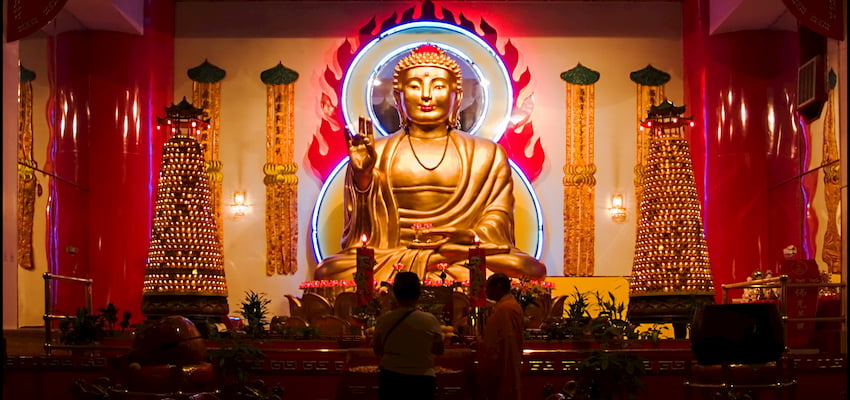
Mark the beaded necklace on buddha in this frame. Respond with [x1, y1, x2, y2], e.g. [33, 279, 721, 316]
[405, 126, 451, 171]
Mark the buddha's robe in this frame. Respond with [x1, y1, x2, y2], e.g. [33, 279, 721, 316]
[314, 129, 545, 282]
[479, 293, 524, 400]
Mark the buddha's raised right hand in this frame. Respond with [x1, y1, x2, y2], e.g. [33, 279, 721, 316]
[345, 116, 377, 190]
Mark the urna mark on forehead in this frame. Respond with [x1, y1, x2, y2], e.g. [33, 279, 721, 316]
[393, 44, 463, 89]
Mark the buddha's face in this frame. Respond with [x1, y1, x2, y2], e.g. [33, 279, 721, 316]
[395, 66, 460, 128]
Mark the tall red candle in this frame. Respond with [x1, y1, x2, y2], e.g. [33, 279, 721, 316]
[355, 234, 375, 305]
[468, 236, 487, 307]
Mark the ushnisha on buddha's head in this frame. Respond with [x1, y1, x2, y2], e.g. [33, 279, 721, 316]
[392, 44, 464, 130]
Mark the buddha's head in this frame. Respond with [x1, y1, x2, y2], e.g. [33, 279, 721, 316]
[393, 44, 463, 129]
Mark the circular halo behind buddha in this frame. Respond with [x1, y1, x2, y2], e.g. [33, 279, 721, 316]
[314, 43, 546, 283]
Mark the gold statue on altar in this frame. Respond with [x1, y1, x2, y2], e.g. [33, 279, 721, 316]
[314, 44, 546, 282]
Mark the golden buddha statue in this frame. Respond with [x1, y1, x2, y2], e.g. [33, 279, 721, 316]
[314, 44, 546, 282]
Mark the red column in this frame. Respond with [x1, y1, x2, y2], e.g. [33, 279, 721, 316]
[683, 0, 813, 300]
[46, 32, 92, 316]
[46, 0, 173, 322]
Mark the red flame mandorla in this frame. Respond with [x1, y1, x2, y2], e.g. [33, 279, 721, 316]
[307, 0, 544, 182]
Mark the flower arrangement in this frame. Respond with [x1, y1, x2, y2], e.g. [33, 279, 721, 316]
[510, 277, 553, 309]
[299, 280, 357, 289]
[351, 297, 382, 324]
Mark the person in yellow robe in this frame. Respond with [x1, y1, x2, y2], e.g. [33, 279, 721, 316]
[479, 273, 524, 400]
[314, 44, 545, 283]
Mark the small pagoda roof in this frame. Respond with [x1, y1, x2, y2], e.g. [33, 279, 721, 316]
[162, 97, 207, 120]
[647, 99, 686, 118]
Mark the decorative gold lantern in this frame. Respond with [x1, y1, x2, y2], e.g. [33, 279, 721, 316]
[627, 100, 715, 338]
[142, 99, 229, 322]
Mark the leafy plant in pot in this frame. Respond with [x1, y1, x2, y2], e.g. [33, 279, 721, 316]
[542, 287, 592, 340]
[59, 303, 131, 345]
[59, 308, 104, 345]
[542, 291, 647, 400]
[587, 291, 638, 341]
[208, 331, 279, 399]
[569, 346, 647, 400]
[240, 291, 271, 339]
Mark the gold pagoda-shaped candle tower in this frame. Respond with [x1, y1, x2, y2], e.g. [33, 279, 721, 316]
[627, 100, 715, 338]
[142, 98, 229, 321]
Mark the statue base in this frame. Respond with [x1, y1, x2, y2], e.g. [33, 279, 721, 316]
[627, 294, 714, 339]
[142, 294, 229, 336]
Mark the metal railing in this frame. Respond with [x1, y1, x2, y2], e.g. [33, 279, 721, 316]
[43, 273, 93, 355]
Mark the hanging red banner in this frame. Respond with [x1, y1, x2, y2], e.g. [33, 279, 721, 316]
[782, 0, 845, 40]
[5, 0, 68, 42]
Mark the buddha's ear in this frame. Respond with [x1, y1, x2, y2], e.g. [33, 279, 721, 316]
[392, 90, 402, 110]
[449, 90, 463, 128]
[392, 90, 408, 127]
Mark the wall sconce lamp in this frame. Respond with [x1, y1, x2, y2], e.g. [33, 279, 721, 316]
[608, 194, 627, 223]
[231, 191, 249, 217]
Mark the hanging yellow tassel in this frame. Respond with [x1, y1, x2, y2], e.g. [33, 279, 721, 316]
[18, 65, 38, 270]
[262, 63, 300, 275]
[189, 60, 226, 256]
[821, 70, 841, 273]
[630, 65, 670, 226]
[560, 64, 599, 276]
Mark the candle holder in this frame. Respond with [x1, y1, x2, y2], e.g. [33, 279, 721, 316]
[467, 236, 487, 307]
[411, 222, 433, 243]
[468, 306, 489, 336]
[355, 235, 375, 306]
[412, 223, 422, 243]
[390, 263, 405, 281]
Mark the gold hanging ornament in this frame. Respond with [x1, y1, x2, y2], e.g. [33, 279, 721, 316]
[261, 62, 300, 275]
[630, 65, 670, 226]
[560, 64, 600, 276]
[188, 60, 226, 254]
[142, 99, 229, 320]
[820, 69, 841, 273]
[17, 65, 39, 270]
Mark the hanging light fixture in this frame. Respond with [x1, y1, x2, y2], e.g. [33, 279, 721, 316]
[608, 194, 627, 223]
[231, 191, 249, 217]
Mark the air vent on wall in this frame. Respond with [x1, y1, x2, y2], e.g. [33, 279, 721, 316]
[797, 55, 827, 122]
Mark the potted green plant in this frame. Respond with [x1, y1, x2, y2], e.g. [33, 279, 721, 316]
[637, 324, 669, 344]
[240, 291, 271, 339]
[565, 287, 592, 321]
[587, 291, 638, 341]
[208, 332, 280, 399]
[60, 303, 134, 346]
[97, 303, 119, 334]
[568, 346, 647, 400]
[59, 307, 104, 346]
